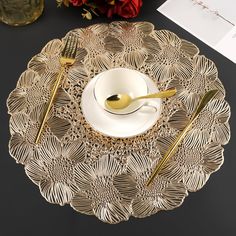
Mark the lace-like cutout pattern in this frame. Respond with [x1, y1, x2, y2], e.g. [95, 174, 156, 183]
[7, 22, 231, 224]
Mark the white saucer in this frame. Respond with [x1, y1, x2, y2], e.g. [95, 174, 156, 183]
[81, 71, 162, 138]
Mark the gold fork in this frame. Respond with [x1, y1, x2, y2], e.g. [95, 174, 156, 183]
[146, 89, 218, 186]
[35, 33, 78, 144]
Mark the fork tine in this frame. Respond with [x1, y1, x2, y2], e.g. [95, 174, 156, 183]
[61, 33, 78, 59]
[61, 36, 69, 56]
[61, 34, 71, 57]
[67, 35, 77, 58]
[71, 37, 78, 58]
[65, 34, 74, 57]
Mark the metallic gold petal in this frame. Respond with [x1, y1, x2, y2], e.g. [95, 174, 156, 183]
[39, 72, 57, 89]
[212, 123, 231, 145]
[48, 116, 71, 140]
[127, 153, 153, 176]
[74, 163, 95, 190]
[159, 181, 188, 209]
[207, 99, 231, 123]
[62, 139, 85, 163]
[9, 113, 29, 134]
[124, 49, 146, 68]
[132, 198, 158, 218]
[28, 40, 62, 75]
[94, 155, 122, 176]
[210, 78, 225, 99]
[154, 30, 181, 48]
[151, 63, 173, 82]
[168, 109, 189, 131]
[41, 39, 63, 55]
[9, 134, 34, 165]
[180, 39, 199, 58]
[180, 92, 201, 114]
[175, 56, 193, 80]
[88, 23, 108, 35]
[160, 160, 184, 181]
[203, 143, 224, 174]
[68, 65, 88, 83]
[135, 22, 154, 35]
[70, 192, 93, 215]
[54, 88, 71, 108]
[90, 55, 111, 70]
[146, 178, 187, 209]
[104, 36, 124, 53]
[75, 47, 87, 62]
[133, 178, 187, 217]
[28, 53, 49, 76]
[156, 136, 175, 157]
[7, 88, 27, 114]
[193, 56, 218, 81]
[39, 136, 62, 162]
[25, 159, 46, 185]
[109, 21, 130, 35]
[113, 173, 138, 199]
[185, 129, 210, 148]
[93, 200, 131, 224]
[69, 182, 80, 194]
[167, 77, 184, 92]
[40, 179, 73, 206]
[29, 103, 49, 123]
[143, 35, 161, 55]
[183, 169, 209, 192]
[17, 69, 40, 88]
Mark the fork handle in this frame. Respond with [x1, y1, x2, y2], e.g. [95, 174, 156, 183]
[35, 66, 65, 144]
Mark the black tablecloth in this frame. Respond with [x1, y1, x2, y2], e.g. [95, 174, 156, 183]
[0, 1, 235, 235]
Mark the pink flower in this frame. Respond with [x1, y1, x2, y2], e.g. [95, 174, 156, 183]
[70, 0, 87, 6]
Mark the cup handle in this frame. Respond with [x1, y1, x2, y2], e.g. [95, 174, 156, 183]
[140, 101, 158, 113]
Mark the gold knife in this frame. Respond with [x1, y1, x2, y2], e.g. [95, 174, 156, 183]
[146, 89, 218, 186]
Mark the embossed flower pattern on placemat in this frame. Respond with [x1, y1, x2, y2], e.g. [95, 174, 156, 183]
[7, 22, 231, 224]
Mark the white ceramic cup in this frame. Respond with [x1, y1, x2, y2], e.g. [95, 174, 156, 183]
[94, 68, 156, 115]
[81, 69, 162, 138]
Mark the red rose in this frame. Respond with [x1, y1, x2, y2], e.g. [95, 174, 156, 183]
[117, 0, 143, 18]
[70, 0, 87, 6]
[93, 0, 142, 18]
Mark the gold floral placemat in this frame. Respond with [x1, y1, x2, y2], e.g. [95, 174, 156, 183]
[7, 22, 231, 224]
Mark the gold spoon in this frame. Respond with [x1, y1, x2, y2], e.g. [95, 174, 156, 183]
[146, 89, 218, 187]
[105, 88, 177, 110]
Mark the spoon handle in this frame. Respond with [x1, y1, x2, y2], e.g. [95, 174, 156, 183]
[146, 89, 218, 187]
[134, 88, 177, 101]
